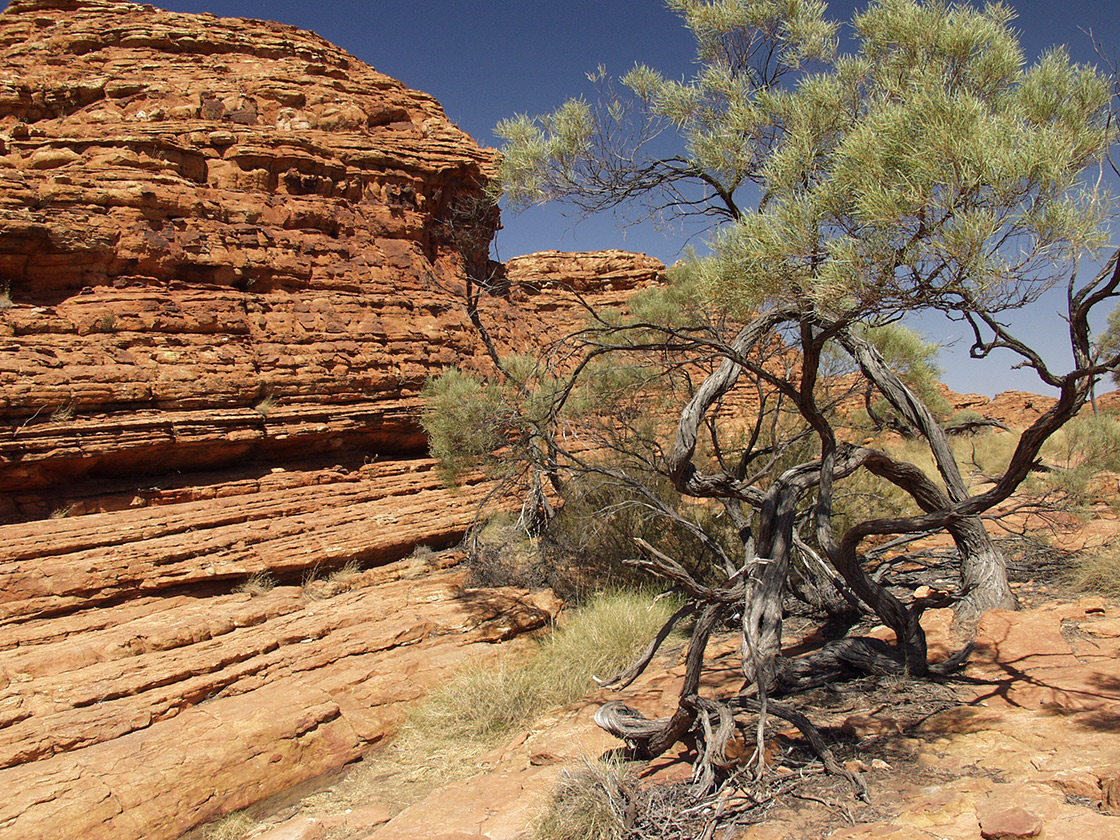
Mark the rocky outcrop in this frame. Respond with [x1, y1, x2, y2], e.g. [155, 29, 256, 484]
[0, 554, 559, 840]
[0, 2, 666, 839]
[945, 388, 1120, 430]
[0, 0, 664, 525]
[0, 0, 502, 511]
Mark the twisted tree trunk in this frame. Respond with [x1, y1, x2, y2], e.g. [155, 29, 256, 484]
[840, 329, 1016, 618]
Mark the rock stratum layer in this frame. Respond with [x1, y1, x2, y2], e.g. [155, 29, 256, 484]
[0, 2, 665, 838]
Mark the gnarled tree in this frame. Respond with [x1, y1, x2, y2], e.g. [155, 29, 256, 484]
[424, 0, 1120, 793]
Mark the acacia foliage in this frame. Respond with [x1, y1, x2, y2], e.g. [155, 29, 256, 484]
[488, 0, 1117, 587]
[501, 1, 1111, 316]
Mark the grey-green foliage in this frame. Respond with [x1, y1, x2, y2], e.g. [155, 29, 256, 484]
[860, 322, 952, 420]
[462, 1, 1117, 636]
[420, 367, 510, 484]
[497, 0, 837, 219]
[1063, 413, 1120, 473]
[1050, 413, 1120, 504]
[711, 7, 1112, 317]
[421, 347, 659, 490]
[625, 253, 711, 330]
[498, 0, 1113, 323]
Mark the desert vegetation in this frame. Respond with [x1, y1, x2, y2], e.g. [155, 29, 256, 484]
[422, 0, 1120, 834]
[199, 591, 681, 835]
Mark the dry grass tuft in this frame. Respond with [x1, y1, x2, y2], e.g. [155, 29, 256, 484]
[202, 810, 256, 840]
[253, 395, 278, 416]
[1063, 545, 1120, 598]
[234, 572, 276, 597]
[404, 590, 680, 746]
[327, 559, 363, 585]
[327, 590, 681, 818]
[533, 757, 630, 840]
[403, 543, 437, 579]
[300, 564, 329, 600]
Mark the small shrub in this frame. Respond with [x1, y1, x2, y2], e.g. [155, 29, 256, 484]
[96, 314, 117, 333]
[0, 286, 11, 310]
[50, 403, 76, 422]
[947, 409, 985, 425]
[421, 367, 510, 485]
[543, 471, 734, 599]
[1057, 413, 1120, 471]
[469, 516, 550, 590]
[846, 407, 875, 431]
[1037, 414, 1120, 507]
[49, 504, 74, 520]
[234, 572, 276, 597]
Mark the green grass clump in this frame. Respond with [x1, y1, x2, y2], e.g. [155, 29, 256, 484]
[405, 590, 680, 746]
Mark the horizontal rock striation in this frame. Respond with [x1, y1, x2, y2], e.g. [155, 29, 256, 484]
[0, 555, 558, 840]
[0, 2, 665, 839]
[0, 0, 664, 518]
[0, 0, 502, 504]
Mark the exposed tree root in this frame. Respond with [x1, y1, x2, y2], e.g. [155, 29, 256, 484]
[596, 691, 869, 801]
[586, 525, 977, 825]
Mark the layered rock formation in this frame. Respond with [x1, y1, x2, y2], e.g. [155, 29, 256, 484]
[0, 555, 559, 840]
[0, 1, 665, 838]
[0, 0, 502, 511]
[0, 0, 664, 522]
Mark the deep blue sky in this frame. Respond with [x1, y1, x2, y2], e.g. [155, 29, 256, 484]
[155, 1, 1120, 395]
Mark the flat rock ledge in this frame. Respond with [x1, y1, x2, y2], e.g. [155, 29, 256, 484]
[0, 548, 558, 840]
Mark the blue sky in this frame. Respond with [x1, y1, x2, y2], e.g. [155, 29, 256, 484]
[155, 1, 1120, 396]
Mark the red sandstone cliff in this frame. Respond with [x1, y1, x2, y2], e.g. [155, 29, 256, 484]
[0, 2, 664, 838]
[0, 0, 503, 513]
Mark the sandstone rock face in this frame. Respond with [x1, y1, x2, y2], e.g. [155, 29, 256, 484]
[0, 0, 664, 549]
[0, 0, 502, 508]
[0, 2, 666, 839]
[0, 0, 664, 519]
[0, 556, 557, 840]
